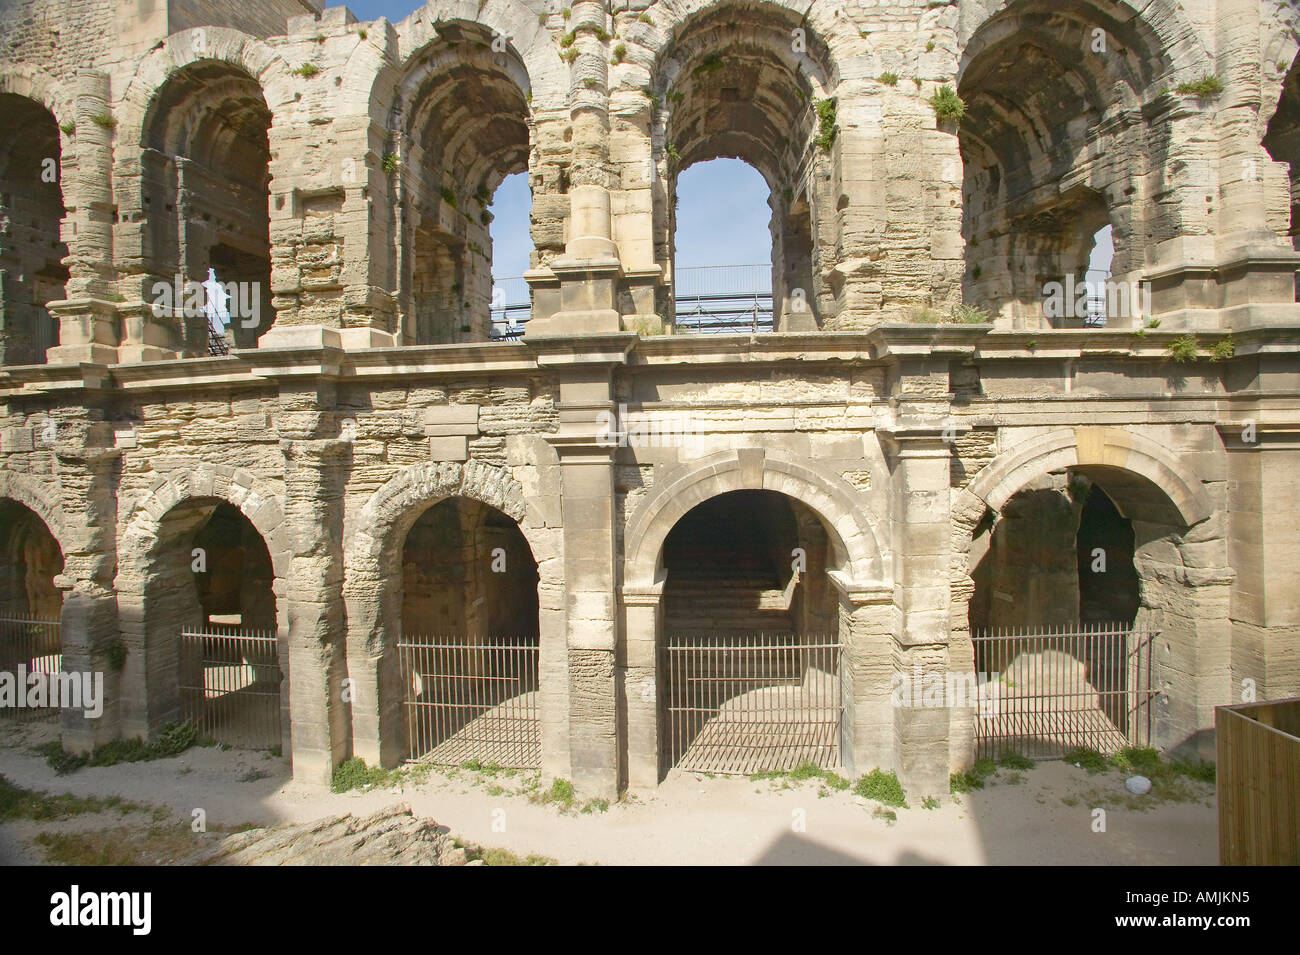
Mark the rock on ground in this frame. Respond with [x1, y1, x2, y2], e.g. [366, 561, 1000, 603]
[192, 804, 469, 866]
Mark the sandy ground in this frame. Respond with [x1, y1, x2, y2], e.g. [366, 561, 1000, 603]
[0, 720, 1217, 865]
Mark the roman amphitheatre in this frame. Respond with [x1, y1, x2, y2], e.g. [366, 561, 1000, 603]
[0, 0, 1296, 864]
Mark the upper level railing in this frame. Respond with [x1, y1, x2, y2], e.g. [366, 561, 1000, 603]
[487, 265, 776, 340]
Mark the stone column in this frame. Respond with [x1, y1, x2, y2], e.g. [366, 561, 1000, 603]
[51, 420, 121, 751]
[830, 574, 894, 777]
[1222, 421, 1300, 706]
[621, 580, 663, 790]
[46, 70, 119, 365]
[536, 336, 633, 797]
[279, 404, 351, 785]
[525, 0, 624, 338]
[881, 417, 956, 799]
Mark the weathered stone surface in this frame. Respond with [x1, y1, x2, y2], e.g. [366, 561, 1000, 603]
[192, 805, 468, 866]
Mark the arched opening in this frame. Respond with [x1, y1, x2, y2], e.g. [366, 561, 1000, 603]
[488, 170, 533, 339]
[396, 496, 540, 767]
[141, 62, 273, 354]
[0, 499, 63, 721]
[651, 5, 835, 332]
[658, 490, 841, 776]
[0, 94, 67, 365]
[671, 158, 775, 332]
[959, 3, 1169, 328]
[133, 498, 281, 749]
[393, 22, 531, 345]
[967, 465, 1205, 758]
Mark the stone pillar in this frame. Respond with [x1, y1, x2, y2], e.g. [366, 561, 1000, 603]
[526, 1, 625, 338]
[830, 574, 894, 777]
[881, 416, 956, 799]
[52, 425, 121, 751]
[536, 336, 632, 797]
[1223, 422, 1300, 705]
[621, 581, 663, 790]
[46, 70, 119, 365]
[279, 406, 350, 785]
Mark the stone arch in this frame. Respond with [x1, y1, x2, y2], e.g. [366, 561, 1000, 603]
[958, 0, 1208, 75]
[344, 460, 563, 768]
[645, 2, 844, 331]
[956, 0, 1211, 329]
[0, 470, 68, 553]
[958, 427, 1213, 532]
[624, 449, 886, 589]
[115, 464, 290, 741]
[0, 66, 75, 132]
[116, 29, 295, 152]
[949, 426, 1226, 761]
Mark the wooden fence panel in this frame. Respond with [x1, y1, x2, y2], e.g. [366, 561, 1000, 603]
[1217, 698, 1300, 866]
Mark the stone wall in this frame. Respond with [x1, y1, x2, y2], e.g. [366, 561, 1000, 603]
[0, 0, 1297, 803]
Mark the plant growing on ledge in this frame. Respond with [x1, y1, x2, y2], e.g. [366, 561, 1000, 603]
[381, 152, 400, 175]
[815, 98, 837, 153]
[951, 303, 993, 324]
[1174, 75, 1224, 100]
[929, 85, 966, 124]
[59, 120, 75, 135]
[1211, 336, 1235, 361]
[1167, 334, 1199, 363]
[878, 72, 899, 86]
[440, 185, 457, 208]
[291, 62, 320, 78]
[693, 53, 725, 76]
[611, 42, 627, 64]
[90, 112, 117, 130]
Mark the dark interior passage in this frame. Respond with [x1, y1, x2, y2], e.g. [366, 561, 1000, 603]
[0, 94, 67, 365]
[0, 499, 63, 618]
[397, 497, 541, 766]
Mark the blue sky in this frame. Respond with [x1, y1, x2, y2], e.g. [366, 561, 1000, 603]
[489, 159, 771, 280]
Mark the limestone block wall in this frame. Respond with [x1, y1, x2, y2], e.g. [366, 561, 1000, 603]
[0, 0, 1298, 802]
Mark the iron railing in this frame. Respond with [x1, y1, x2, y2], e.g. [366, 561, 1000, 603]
[397, 636, 540, 768]
[178, 626, 282, 750]
[487, 265, 777, 339]
[970, 621, 1157, 760]
[673, 265, 774, 334]
[0, 614, 61, 722]
[663, 634, 843, 775]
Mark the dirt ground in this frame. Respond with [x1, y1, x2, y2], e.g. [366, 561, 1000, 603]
[0, 721, 1218, 865]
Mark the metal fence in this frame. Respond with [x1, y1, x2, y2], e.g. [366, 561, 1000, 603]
[178, 626, 282, 750]
[673, 265, 774, 334]
[971, 621, 1157, 759]
[0, 614, 61, 722]
[663, 634, 843, 775]
[490, 276, 531, 340]
[397, 636, 540, 768]
[486, 265, 777, 339]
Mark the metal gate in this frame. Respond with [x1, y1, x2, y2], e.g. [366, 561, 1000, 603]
[179, 627, 282, 750]
[0, 615, 61, 722]
[664, 635, 843, 775]
[971, 622, 1157, 759]
[397, 637, 540, 768]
